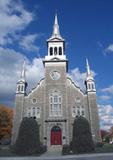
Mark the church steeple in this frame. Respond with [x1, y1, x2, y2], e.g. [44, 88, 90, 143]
[51, 14, 62, 39]
[85, 58, 96, 92]
[16, 60, 27, 94]
[45, 14, 66, 61]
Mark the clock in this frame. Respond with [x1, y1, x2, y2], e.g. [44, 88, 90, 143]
[50, 71, 60, 80]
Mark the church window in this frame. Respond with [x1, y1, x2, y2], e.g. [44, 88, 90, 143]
[77, 110, 80, 116]
[18, 85, 20, 91]
[49, 91, 62, 117]
[28, 112, 31, 117]
[82, 110, 85, 116]
[54, 95, 58, 102]
[54, 47, 57, 55]
[72, 106, 76, 117]
[72, 105, 85, 117]
[27, 106, 40, 118]
[33, 107, 35, 116]
[37, 107, 40, 114]
[32, 98, 37, 104]
[92, 83, 94, 90]
[59, 97, 61, 102]
[50, 97, 53, 103]
[21, 85, 24, 91]
[50, 47, 53, 55]
[59, 47, 62, 55]
[88, 84, 91, 89]
[76, 97, 80, 103]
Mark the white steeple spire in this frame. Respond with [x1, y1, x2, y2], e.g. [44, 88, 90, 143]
[47, 13, 64, 41]
[85, 58, 96, 92]
[86, 58, 91, 76]
[21, 60, 26, 81]
[52, 13, 60, 37]
[16, 60, 27, 94]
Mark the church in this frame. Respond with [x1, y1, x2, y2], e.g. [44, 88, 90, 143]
[11, 14, 101, 147]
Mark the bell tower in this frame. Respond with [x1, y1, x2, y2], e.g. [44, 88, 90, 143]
[11, 61, 27, 144]
[45, 14, 66, 61]
[43, 14, 69, 146]
[85, 59, 101, 142]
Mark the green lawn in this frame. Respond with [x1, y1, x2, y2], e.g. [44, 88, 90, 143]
[94, 143, 113, 153]
[0, 143, 113, 157]
[0, 146, 16, 157]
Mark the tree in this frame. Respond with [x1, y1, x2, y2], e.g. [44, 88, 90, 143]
[0, 105, 13, 141]
[14, 117, 41, 155]
[72, 116, 95, 153]
[100, 130, 109, 142]
[109, 126, 113, 141]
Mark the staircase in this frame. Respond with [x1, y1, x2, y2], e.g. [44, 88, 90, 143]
[41, 145, 62, 157]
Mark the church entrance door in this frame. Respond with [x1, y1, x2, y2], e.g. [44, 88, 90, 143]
[51, 126, 62, 145]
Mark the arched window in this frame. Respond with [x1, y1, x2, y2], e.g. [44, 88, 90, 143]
[72, 105, 85, 117]
[92, 83, 95, 90]
[50, 47, 53, 55]
[27, 106, 40, 118]
[88, 84, 91, 90]
[18, 85, 20, 91]
[21, 85, 24, 91]
[54, 47, 57, 55]
[59, 47, 62, 55]
[49, 90, 62, 116]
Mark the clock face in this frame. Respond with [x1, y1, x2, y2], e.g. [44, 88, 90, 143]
[50, 71, 60, 80]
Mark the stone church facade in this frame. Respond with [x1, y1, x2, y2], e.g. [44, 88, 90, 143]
[11, 14, 101, 146]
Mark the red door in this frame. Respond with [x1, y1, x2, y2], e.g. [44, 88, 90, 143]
[51, 126, 62, 145]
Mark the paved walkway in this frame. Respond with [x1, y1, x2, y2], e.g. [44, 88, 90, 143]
[0, 153, 113, 160]
[41, 145, 62, 157]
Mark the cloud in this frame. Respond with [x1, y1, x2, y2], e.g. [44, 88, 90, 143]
[0, 0, 33, 45]
[19, 34, 40, 52]
[69, 68, 96, 91]
[68, 68, 86, 91]
[105, 44, 113, 54]
[99, 95, 111, 101]
[98, 104, 113, 130]
[26, 57, 44, 91]
[0, 47, 44, 107]
[101, 85, 113, 94]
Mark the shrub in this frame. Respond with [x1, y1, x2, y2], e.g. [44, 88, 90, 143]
[62, 144, 70, 155]
[14, 117, 40, 155]
[95, 142, 104, 148]
[72, 116, 95, 153]
[39, 143, 47, 153]
[0, 137, 11, 145]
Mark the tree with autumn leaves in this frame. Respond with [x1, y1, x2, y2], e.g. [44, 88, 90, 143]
[0, 105, 13, 143]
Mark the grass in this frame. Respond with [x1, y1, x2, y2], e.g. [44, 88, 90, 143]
[94, 143, 113, 153]
[0, 145, 17, 157]
[0, 143, 113, 157]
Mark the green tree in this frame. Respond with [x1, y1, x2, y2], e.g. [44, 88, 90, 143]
[14, 117, 40, 155]
[72, 116, 95, 153]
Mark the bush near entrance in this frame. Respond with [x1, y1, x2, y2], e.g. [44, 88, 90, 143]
[72, 116, 95, 154]
[14, 117, 44, 155]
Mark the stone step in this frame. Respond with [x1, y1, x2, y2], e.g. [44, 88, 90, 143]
[41, 145, 62, 157]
